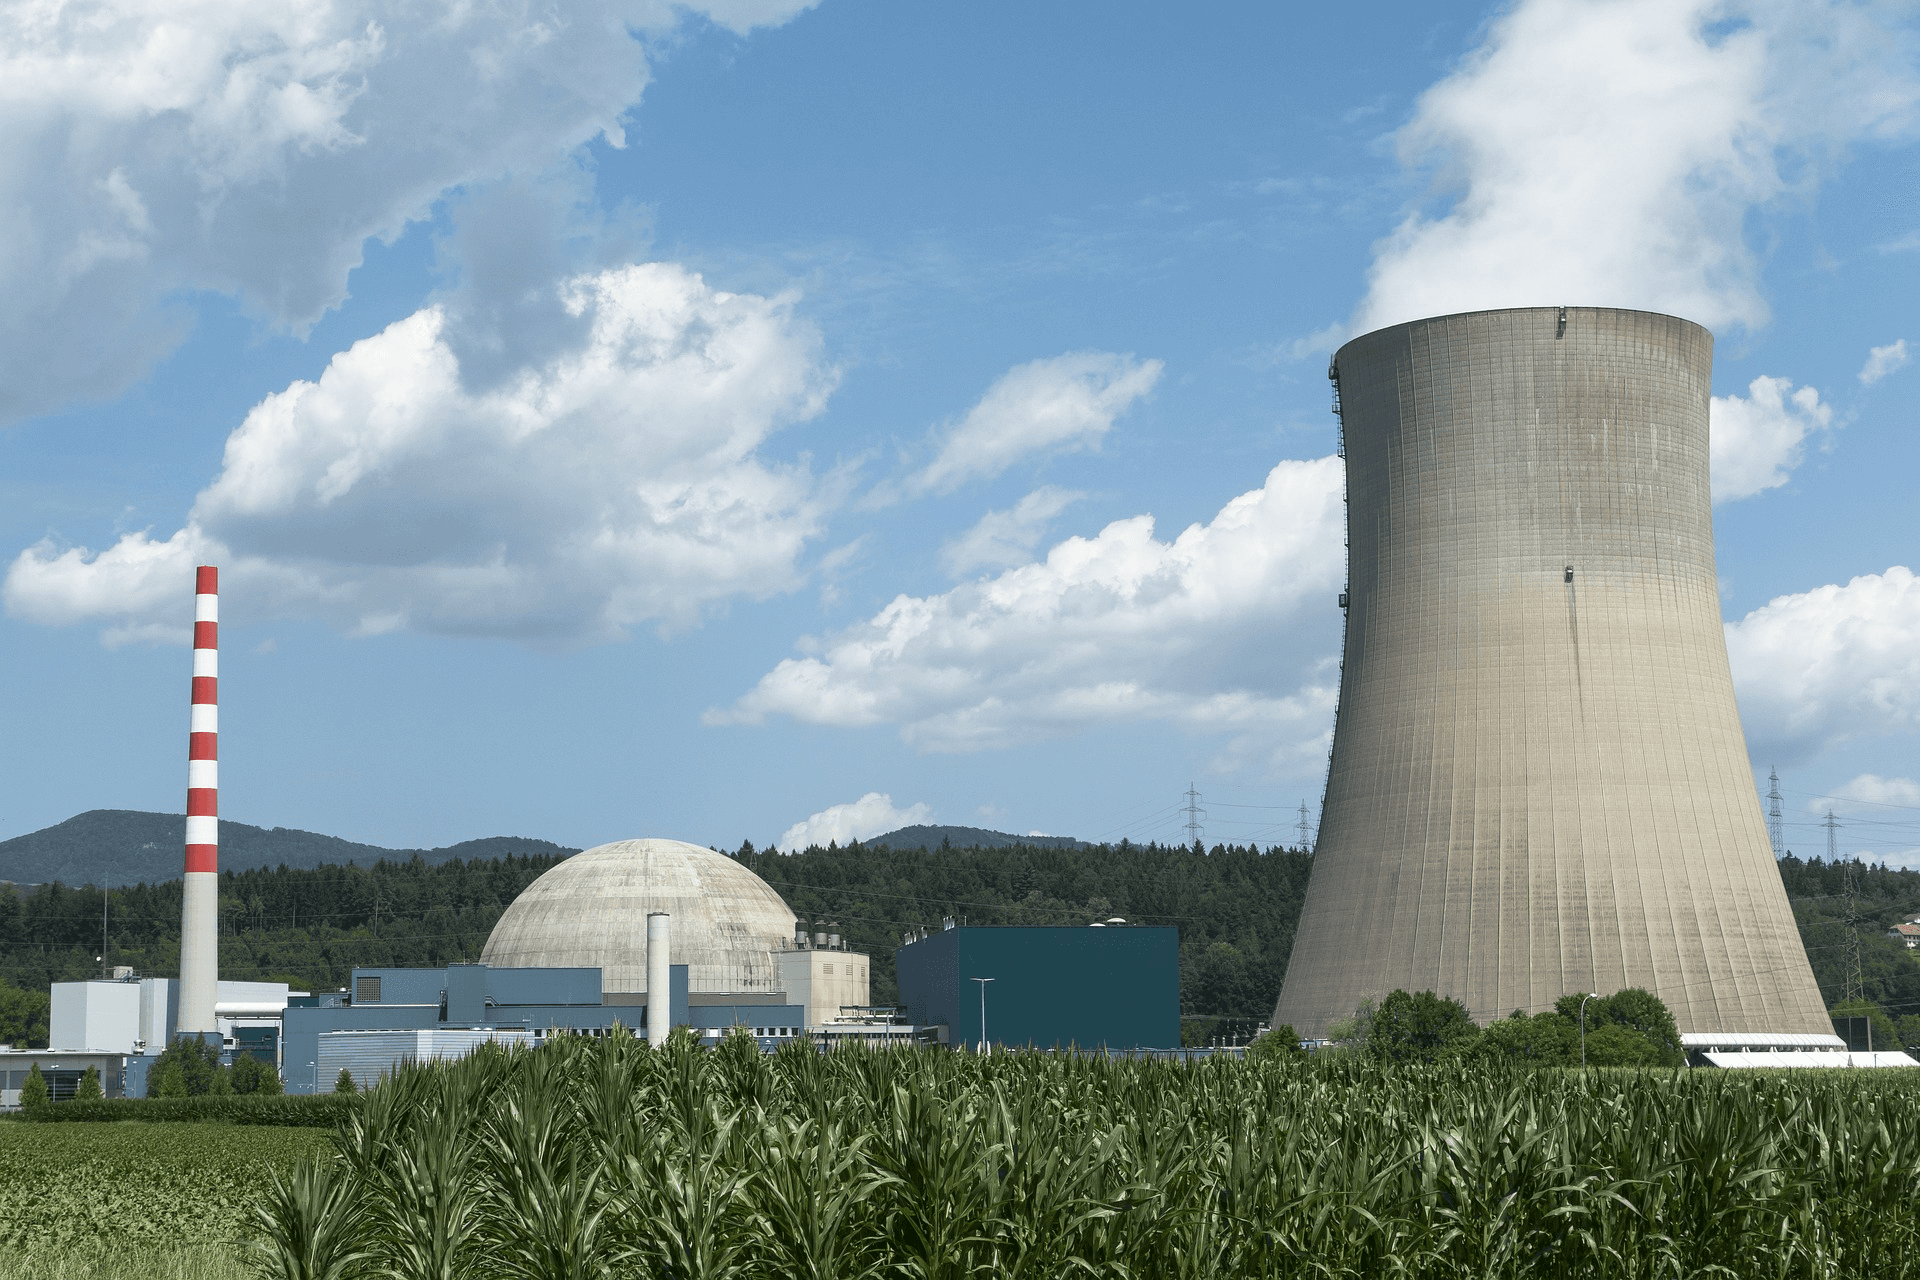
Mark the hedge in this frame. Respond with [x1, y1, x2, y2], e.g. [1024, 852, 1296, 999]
[15, 1093, 358, 1126]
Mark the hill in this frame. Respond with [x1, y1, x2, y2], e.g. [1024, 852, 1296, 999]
[861, 824, 1089, 851]
[0, 810, 575, 888]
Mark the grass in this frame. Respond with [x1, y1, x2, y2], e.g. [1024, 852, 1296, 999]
[0, 1121, 330, 1278]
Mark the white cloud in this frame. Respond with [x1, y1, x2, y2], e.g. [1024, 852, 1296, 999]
[1811, 774, 1920, 817]
[1356, 0, 1920, 335]
[1860, 339, 1910, 385]
[713, 457, 1347, 763]
[0, 0, 815, 425]
[940, 486, 1084, 577]
[4, 263, 836, 644]
[777, 792, 931, 850]
[1726, 566, 1920, 761]
[1709, 375, 1831, 502]
[912, 353, 1161, 493]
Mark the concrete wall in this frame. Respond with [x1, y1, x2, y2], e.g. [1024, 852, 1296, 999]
[775, 949, 872, 1028]
[1273, 307, 1830, 1039]
[49, 981, 142, 1051]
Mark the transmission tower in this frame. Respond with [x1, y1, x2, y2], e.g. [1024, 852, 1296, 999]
[1766, 768, 1784, 856]
[1182, 783, 1206, 848]
[1828, 809, 1864, 1004]
[1296, 800, 1313, 851]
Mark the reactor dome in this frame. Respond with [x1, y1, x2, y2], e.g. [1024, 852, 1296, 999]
[480, 838, 796, 995]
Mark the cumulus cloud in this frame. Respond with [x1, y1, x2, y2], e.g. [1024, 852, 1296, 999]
[777, 792, 932, 851]
[1812, 773, 1920, 817]
[1356, 0, 1920, 335]
[0, 0, 815, 425]
[1726, 566, 1920, 761]
[5, 263, 836, 645]
[1860, 339, 1910, 385]
[911, 353, 1161, 493]
[940, 486, 1085, 577]
[1709, 375, 1831, 502]
[713, 457, 1347, 763]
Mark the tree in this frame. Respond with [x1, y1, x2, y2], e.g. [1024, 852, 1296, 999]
[1367, 990, 1480, 1065]
[1828, 997, 1901, 1050]
[1584, 1022, 1662, 1067]
[1556, 988, 1682, 1067]
[19, 1062, 47, 1110]
[335, 1068, 358, 1094]
[1476, 1011, 1576, 1065]
[231, 1053, 283, 1095]
[0, 976, 50, 1049]
[75, 1064, 102, 1100]
[1247, 1024, 1307, 1062]
[151, 1036, 224, 1096]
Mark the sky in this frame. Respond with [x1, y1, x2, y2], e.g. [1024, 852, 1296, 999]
[2, 0, 1918, 867]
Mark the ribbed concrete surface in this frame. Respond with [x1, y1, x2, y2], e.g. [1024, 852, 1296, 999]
[1273, 307, 1829, 1039]
[481, 838, 797, 995]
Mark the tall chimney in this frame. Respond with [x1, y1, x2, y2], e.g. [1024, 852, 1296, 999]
[646, 911, 670, 1047]
[177, 565, 220, 1038]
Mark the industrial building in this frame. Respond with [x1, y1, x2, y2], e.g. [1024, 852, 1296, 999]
[1275, 307, 1832, 1040]
[896, 925, 1178, 1051]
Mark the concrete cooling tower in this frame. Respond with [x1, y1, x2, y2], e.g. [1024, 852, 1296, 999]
[1273, 307, 1829, 1039]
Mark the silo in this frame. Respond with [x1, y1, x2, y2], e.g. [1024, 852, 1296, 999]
[1273, 307, 1829, 1039]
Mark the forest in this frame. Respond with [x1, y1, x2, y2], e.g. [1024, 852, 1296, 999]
[1, 840, 1914, 1049]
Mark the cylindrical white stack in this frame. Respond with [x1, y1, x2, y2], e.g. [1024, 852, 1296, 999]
[646, 911, 671, 1047]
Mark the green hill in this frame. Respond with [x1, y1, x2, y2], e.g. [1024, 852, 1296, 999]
[0, 809, 574, 888]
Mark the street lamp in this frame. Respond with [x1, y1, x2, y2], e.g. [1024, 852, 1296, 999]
[970, 977, 994, 1054]
[1579, 993, 1601, 1068]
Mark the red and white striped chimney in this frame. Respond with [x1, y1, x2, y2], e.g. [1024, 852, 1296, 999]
[177, 565, 219, 1037]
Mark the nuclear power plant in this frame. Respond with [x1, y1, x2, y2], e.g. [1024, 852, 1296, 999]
[1273, 306, 1832, 1039]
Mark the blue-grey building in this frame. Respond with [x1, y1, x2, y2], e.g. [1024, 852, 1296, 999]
[895, 927, 1178, 1051]
[282, 962, 803, 1093]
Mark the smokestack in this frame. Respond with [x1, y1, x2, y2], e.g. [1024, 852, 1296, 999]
[646, 911, 670, 1047]
[177, 565, 220, 1037]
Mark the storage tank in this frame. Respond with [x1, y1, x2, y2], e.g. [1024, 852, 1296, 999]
[1273, 307, 1829, 1039]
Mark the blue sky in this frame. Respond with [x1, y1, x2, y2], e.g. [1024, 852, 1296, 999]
[2, 0, 1917, 865]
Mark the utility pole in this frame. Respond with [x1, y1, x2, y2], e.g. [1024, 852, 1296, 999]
[1829, 810, 1863, 1005]
[1766, 768, 1784, 856]
[970, 977, 994, 1053]
[1182, 784, 1206, 849]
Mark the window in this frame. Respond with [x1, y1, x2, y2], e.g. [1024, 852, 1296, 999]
[822, 964, 834, 975]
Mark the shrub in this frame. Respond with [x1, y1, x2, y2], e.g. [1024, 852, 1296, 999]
[1477, 1011, 1577, 1065]
[230, 1053, 284, 1096]
[334, 1068, 357, 1095]
[151, 1037, 225, 1096]
[1583, 1022, 1663, 1067]
[75, 1064, 102, 1100]
[19, 1093, 358, 1126]
[1247, 1024, 1307, 1062]
[1367, 990, 1480, 1064]
[19, 1063, 47, 1111]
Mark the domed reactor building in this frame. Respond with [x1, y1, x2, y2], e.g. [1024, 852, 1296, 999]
[1273, 307, 1830, 1039]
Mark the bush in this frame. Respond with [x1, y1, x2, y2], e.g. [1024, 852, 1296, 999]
[151, 1037, 225, 1096]
[230, 1054, 283, 1096]
[18, 1063, 47, 1111]
[334, 1068, 357, 1095]
[1476, 1011, 1577, 1065]
[1583, 1022, 1663, 1067]
[75, 1064, 102, 1101]
[1247, 1024, 1307, 1062]
[1556, 989, 1683, 1067]
[1367, 990, 1480, 1065]
[17, 1093, 359, 1126]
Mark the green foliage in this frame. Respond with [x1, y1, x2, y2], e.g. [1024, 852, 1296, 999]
[0, 973, 50, 1048]
[150, 1037, 223, 1096]
[0, 1120, 328, 1258]
[1475, 1012, 1577, 1065]
[1583, 1022, 1663, 1067]
[20, 1062, 48, 1110]
[230, 1053, 283, 1096]
[1367, 990, 1481, 1064]
[1246, 1023, 1306, 1062]
[1829, 997, 1902, 1050]
[247, 1035, 1920, 1280]
[74, 1066, 101, 1101]
[334, 1068, 357, 1095]
[1552, 988, 1684, 1067]
[20, 1094, 356, 1127]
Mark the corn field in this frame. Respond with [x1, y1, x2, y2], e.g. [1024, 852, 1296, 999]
[256, 1034, 1920, 1279]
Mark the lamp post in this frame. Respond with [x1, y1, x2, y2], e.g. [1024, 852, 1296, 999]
[970, 977, 994, 1054]
[1579, 993, 1601, 1068]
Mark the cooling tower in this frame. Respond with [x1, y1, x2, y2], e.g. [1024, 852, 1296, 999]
[1273, 307, 1829, 1039]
